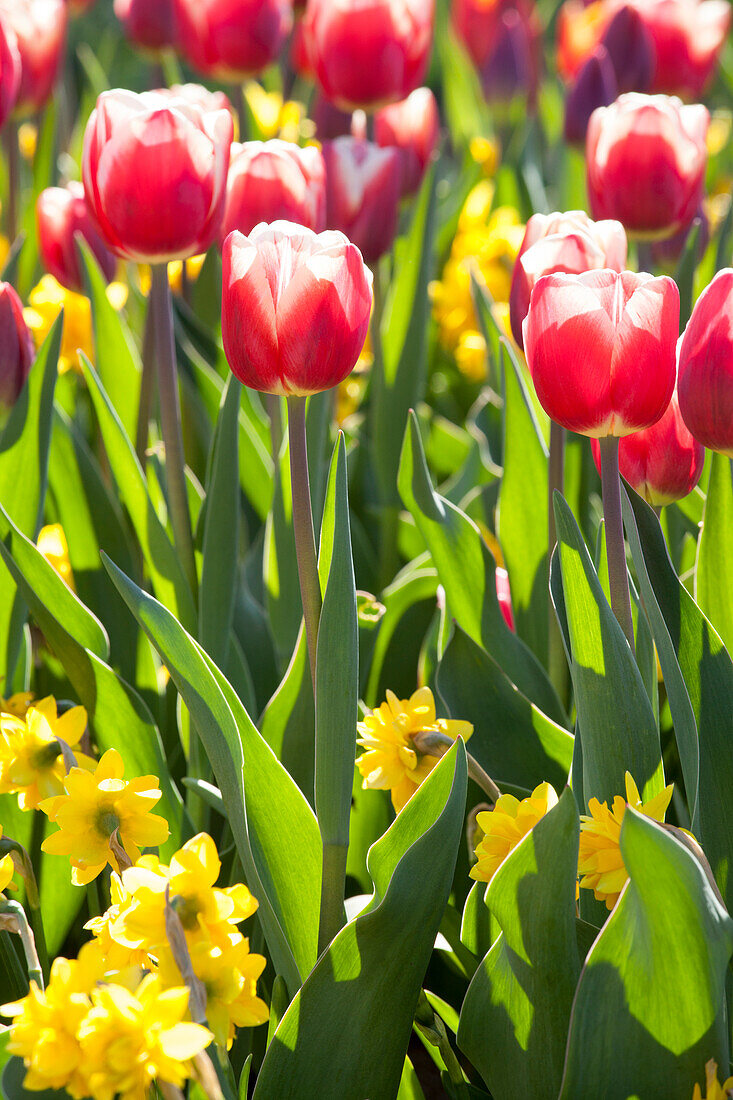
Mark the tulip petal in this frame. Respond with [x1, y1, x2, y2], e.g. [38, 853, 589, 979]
[221, 231, 281, 393]
[610, 275, 678, 434]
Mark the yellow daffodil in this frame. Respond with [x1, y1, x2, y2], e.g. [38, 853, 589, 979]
[0, 234, 9, 271]
[24, 274, 127, 374]
[469, 136, 501, 178]
[0, 691, 34, 718]
[578, 772, 674, 910]
[470, 782, 559, 883]
[357, 686, 473, 813]
[0, 825, 14, 895]
[78, 973, 213, 1100]
[693, 1060, 733, 1100]
[138, 254, 206, 298]
[40, 748, 169, 886]
[244, 81, 307, 143]
[0, 696, 88, 810]
[85, 872, 151, 975]
[18, 122, 37, 161]
[37, 523, 75, 592]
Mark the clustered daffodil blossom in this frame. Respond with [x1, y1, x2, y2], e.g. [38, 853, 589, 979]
[471, 782, 559, 883]
[357, 686, 473, 812]
[244, 80, 309, 143]
[0, 696, 89, 810]
[24, 275, 127, 374]
[693, 1060, 733, 1100]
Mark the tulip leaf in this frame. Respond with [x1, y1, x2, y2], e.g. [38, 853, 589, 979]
[104, 555, 322, 995]
[253, 742, 467, 1100]
[553, 492, 663, 805]
[0, 314, 60, 686]
[559, 810, 733, 1098]
[695, 451, 733, 657]
[259, 626, 315, 801]
[16, 100, 57, 298]
[458, 787, 580, 1099]
[399, 410, 566, 724]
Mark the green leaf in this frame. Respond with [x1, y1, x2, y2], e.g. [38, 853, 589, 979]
[673, 220, 702, 331]
[559, 810, 733, 1098]
[695, 451, 733, 657]
[104, 556, 322, 994]
[553, 493, 663, 805]
[398, 411, 565, 724]
[458, 788, 580, 1099]
[436, 14, 493, 147]
[16, 101, 57, 298]
[259, 625, 315, 800]
[364, 559, 438, 707]
[253, 743, 468, 1100]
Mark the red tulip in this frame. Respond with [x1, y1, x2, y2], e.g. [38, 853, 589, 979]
[586, 93, 708, 239]
[523, 269, 679, 437]
[509, 210, 627, 349]
[0, 0, 67, 116]
[174, 0, 292, 81]
[556, 2, 656, 92]
[291, 17, 313, 78]
[495, 567, 515, 631]
[221, 221, 373, 396]
[563, 46, 617, 146]
[82, 89, 232, 264]
[556, 0, 608, 81]
[36, 181, 117, 293]
[165, 83, 233, 116]
[0, 282, 35, 410]
[323, 137, 402, 265]
[302, 0, 435, 111]
[677, 269, 733, 458]
[220, 140, 326, 244]
[113, 0, 177, 53]
[374, 87, 439, 196]
[590, 389, 704, 505]
[0, 16, 20, 131]
[633, 0, 730, 98]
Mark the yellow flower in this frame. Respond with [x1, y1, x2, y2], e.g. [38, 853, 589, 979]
[24, 274, 127, 374]
[37, 523, 75, 592]
[85, 872, 152, 975]
[40, 748, 169, 886]
[357, 686, 473, 813]
[578, 772, 674, 910]
[693, 1060, 733, 1100]
[707, 112, 732, 157]
[470, 136, 500, 178]
[0, 825, 14, 895]
[18, 122, 37, 161]
[0, 234, 9, 271]
[0, 696, 89, 810]
[78, 973, 213, 1100]
[470, 782, 559, 883]
[138, 254, 206, 298]
[0, 691, 34, 718]
[244, 81, 307, 143]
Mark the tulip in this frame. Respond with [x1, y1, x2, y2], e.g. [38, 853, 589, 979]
[165, 82, 233, 116]
[634, 0, 731, 98]
[36, 182, 117, 293]
[479, 9, 540, 106]
[556, 0, 608, 81]
[0, 0, 67, 116]
[302, 0, 435, 111]
[323, 137, 402, 265]
[174, 0, 292, 81]
[563, 46, 617, 146]
[651, 208, 708, 267]
[0, 17, 19, 132]
[113, 0, 177, 53]
[220, 141, 326, 244]
[82, 89, 232, 263]
[600, 5, 655, 93]
[0, 282, 34, 410]
[312, 94, 355, 140]
[509, 211, 627, 350]
[586, 93, 708, 239]
[374, 87, 439, 196]
[677, 269, 733, 457]
[495, 567, 515, 632]
[291, 18, 313, 78]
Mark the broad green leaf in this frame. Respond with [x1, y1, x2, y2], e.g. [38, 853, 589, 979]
[104, 556, 322, 995]
[696, 451, 733, 656]
[253, 743, 467, 1100]
[259, 626, 315, 800]
[399, 411, 566, 724]
[458, 788, 580, 1099]
[559, 810, 733, 1098]
[553, 493, 663, 805]
[0, 929, 28, 1002]
[436, 21, 493, 147]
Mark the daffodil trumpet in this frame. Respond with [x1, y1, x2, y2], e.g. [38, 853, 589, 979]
[412, 729, 501, 804]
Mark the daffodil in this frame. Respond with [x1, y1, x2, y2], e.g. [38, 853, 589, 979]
[78, 973, 213, 1100]
[244, 81, 307, 143]
[357, 687, 473, 813]
[578, 772, 674, 910]
[0, 691, 34, 718]
[470, 782, 559, 883]
[24, 274, 127, 374]
[693, 1060, 733, 1100]
[85, 872, 151, 974]
[0, 696, 88, 810]
[0, 825, 14, 895]
[40, 748, 169, 886]
[18, 122, 37, 161]
[469, 136, 501, 178]
[37, 523, 75, 592]
[138, 254, 206, 298]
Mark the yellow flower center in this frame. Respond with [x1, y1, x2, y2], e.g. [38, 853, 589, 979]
[170, 893, 201, 931]
[31, 740, 62, 770]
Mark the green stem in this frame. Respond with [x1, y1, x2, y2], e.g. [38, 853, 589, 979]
[3, 121, 18, 243]
[547, 421, 569, 701]
[636, 240, 654, 273]
[25, 813, 48, 983]
[136, 294, 156, 469]
[317, 843, 347, 956]
[599, 435, 635, 653]
[286, 395, 322, 693]
[266, 393, 283, 461]
[233, 83, 248, 142]
[151, 264, 198, 599]
[0, 901, 43, 990]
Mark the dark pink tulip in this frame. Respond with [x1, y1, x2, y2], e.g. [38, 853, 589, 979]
[563, 46, 617, 146]
[495, 567, 515, 631]
[221, 221, 373, 396]
[312, 94, 354, 141]
[509, 210, 627, 349]
[82, 89, 232, 263]
[0, 15, 20, 131]
[0, 283, 35, 410]
[113, 0, 177, 53]
[677, 269, 733, 457]
[375, 87, 439, 196]
[323, 137, 402, 265]
[174, 0, 292, 80]
[586, 93, 708, 239]
[220, 141, 326, 244]
[0, 0, 67, 116]
[635, 0, 731, 98]
[479, 8, 539, 105]
[600, 5, 655, 93]
[523, 269, 679, 437]
[36, 181, 117, 293]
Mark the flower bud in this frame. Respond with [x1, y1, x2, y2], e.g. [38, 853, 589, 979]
[600, 5, 655, 93]
[374, 87, 439, 196]
[323, 136, 402, 265]
[563, 46, 617, 146]
[219, 141, 326, 244]
[36, 182, 117, 293]
[0, 283, 35, 410]
[113, 0, 177, 53]
[174, 0, 292, 80]
[677, 269, 733, 457]
[221, 221, 373, 396]
[0, 0, 67, 117]
[479, 9, 539, 106]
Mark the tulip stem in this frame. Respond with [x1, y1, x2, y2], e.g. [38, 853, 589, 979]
[3, 122, 18, 244]
[318, 843, 347, 956]
[136, 297, 156, 468]
[286, 395, 322, 693]
[151, 264, 198, 599]
[547, 422, 569, 700]
[267, 393, 283, 460]
[599, 435, 635, 654]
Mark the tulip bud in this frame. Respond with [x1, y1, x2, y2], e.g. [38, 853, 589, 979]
[638, 0, 731, 98]
[0, 283, 35, 410]
[0, 0, 67, 117]
[82, 89, 232, 264]
[563, 46, 617, 146]
[523, 269, 679, 437]
[374, 87, 439, 196]
[586, 93, 708, 239]
[302, 0, 435, 111]
[479, 9, 539, 106]
[219, 141, 327, 244]
[495, 567, 515, 631]
[677, 269, 733, 457]
[600, 5, 655, 93]
[0, 17, 20, 131]
[113, 0, 177, 53]
[323, 136, 402, 265]
[221, 221, 373, 396]
[174, 0, 292, 80]
[509, 210, 627, 349]
[36, 182, 117, 293]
